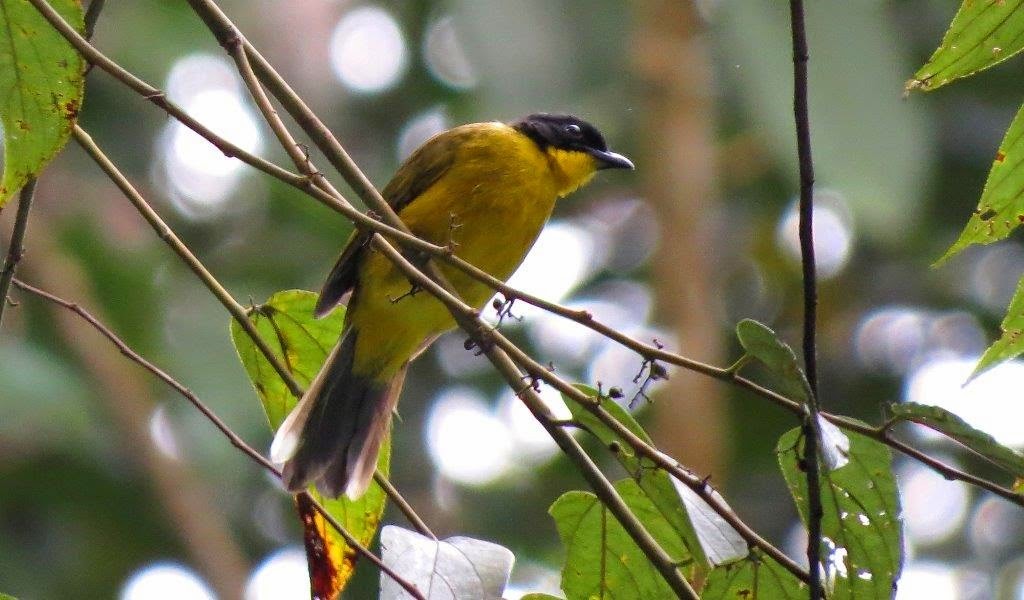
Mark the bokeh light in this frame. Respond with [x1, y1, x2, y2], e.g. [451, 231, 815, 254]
[245, 547, 309, 600]
[899, 459, 971, 547]
[148, 404, 180, 460]
[854, 307, 984, 373]
[905, 357, 1024, 448]
[423, 15, 477, 90]
[969, 243, 1024, 313]
[329, 6, 407, 93]
[426, 387, 513, 486]
[895, 562, 958, 600]
[504, 222, 597, 312]
[776, 190, 854, 279]
[397, 107, 449, 161]
[120, 563, 215, 600]
[158, 54, 262, 220]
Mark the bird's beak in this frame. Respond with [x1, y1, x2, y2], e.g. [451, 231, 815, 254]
[590, 148, 635, 170]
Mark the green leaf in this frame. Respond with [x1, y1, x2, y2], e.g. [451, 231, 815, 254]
[1, 593, 17, 600]
[937, 106, 1024, 263]
[890, 402, 1024, 477]
[908, 0, 1024, 93]
[518, 595, 564, 600]
[735, 319, 810, 402]
[702, 549, 807, 600]
[565, 385, 708, 573]
[776, 426, 902, 600]
[550, 479, 686, 600]
[971, 274, 1024, 376]
[0, 0, 85, 205]
[230, 289, 388, 597]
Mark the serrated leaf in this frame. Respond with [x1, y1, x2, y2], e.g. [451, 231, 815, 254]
[702, 549, 807, 600]
[550, 479, 686, 600]
[971, 273, 1024, 376]
[937, 106, 1024, 263]
[776, 426, 902, 600]
[564, 385, 708, 572]
[735, 319, 810, 402]
[230, 290, 388, 600]
[908, 0, 1024, 93]
[0, 0, 85, 205]
[891, 402, 1024, 477]
[379, 526, 515, 600]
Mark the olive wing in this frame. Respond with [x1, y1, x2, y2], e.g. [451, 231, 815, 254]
[313, 131, 463, 317]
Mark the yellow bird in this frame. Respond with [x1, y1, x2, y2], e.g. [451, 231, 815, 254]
[271, 114, 633, 498]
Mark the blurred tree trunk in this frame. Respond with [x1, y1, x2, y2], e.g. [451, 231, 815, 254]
[633, 1, 726, 478]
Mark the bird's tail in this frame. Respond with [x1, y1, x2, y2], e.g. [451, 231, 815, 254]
[270, 328, 406, 499]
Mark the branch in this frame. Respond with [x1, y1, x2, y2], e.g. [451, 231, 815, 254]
[0, 178, 36, 327]
[70, 125, 303, 398]
[11, 278, 427, 600]
[790, 1, 823, 594]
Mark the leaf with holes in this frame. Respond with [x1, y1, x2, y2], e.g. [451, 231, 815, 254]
[735, 319, 811, 402]
[565, 385, 708, 573]
[0, 0, 85, 205]
[908, 0, 1024, 93]
[230, 290, 388, 599]
[890, 402, 1024, 477]
[702, 549, 807, 600]
[378, 526, 515, 599]
[937, 106, 1024, 264]
[550, 479, 686, 600]
[970, 274, 1024, 377]
[776, 426, 902, 599]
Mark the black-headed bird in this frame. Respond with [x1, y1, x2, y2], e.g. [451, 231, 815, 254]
[271, 114, 633, 498]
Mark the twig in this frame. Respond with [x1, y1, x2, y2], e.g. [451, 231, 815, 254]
[788, 2, 823, 596]
[83, 0, 105, 39]
[12, 279, 427, 600]
[0, 178, 36, 327]
[70, 125, 304, 399]
[366, 239, 699, 598]
[374, 473, 437, 541]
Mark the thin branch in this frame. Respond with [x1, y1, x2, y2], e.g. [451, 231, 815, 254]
[789, 1, 823, 595]
[0, 178, 36, 327]
[83, 0, 105, 39]
[367, 239, 698, 600]
[12, 279, 426, 600]
[70, 125, 304, 399]
[373, 473, 437, 541]
[31, 0, 1018, 589]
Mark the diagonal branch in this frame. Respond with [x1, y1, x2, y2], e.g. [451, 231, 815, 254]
[11, 278, 427, 600]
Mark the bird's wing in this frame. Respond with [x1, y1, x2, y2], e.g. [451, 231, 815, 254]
[313, 130, 463, 317]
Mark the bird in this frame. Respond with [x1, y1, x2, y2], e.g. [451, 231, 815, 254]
[270, 113, 634, 499]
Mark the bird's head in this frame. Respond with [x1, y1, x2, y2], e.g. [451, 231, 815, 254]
[512, 113, 633, 196]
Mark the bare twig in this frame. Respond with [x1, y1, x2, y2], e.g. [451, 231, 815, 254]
[70, 125, 304, 399]
[789, 2, 823, 595]
[0, 178, 36, 327]
[12, 279, 427, 600]
[83, 0, 105, 39]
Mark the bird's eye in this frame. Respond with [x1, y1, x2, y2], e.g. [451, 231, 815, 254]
[564, 124, 582, 137]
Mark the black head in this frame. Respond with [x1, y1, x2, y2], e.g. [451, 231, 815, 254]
[512, 113, 634, 170]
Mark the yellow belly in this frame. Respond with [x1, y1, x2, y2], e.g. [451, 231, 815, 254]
[349, 129, 559, 377]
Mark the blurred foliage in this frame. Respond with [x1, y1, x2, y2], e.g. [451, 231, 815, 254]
[3, 0, 1024, 598]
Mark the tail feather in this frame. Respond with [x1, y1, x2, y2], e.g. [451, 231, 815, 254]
[318, 364, 408, 498]
[273, 329, 401, 499]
